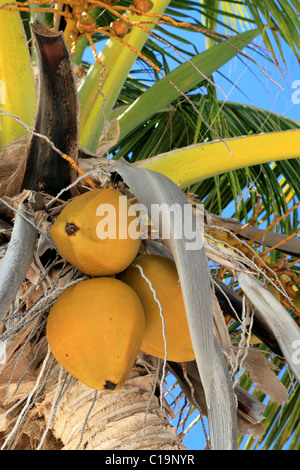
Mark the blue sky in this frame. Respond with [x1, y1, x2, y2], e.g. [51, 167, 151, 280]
[83, 18, 299, 451]
[215, 38, 300, 122]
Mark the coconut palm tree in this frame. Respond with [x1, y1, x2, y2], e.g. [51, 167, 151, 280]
[0, 0, 299, 450]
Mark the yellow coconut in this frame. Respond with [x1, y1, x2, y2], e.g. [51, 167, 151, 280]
[46, 277, 145, 390]
[122, 254, 195, 362]
[50, 188, 140, 276]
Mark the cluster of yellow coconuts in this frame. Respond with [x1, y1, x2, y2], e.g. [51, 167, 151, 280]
[47, 188, 194, 391]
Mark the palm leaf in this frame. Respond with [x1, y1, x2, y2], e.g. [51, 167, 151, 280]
[237, 271, 300, 383]
[0, 203, 37, 321]
[112, 95, 300, 224]
[160, 0, 300, 65]
[78, 0, 171, 152]
[239, 364, 299, 450]
[111, 161, 238, 450]
[134, 129, 300, 187]
[179, 0, 300, 62]
[117, 28, 260, 141]
[245, 0, 300, 63]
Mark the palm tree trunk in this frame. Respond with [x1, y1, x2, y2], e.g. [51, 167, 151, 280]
[0, 350, 185, 451]
[44, 372, 185, 450]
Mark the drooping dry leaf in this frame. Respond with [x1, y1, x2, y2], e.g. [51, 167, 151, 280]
[212, 290, 236, 364]
[237, 271, 300, 383]
[205, 209, 300, 258]
[243, 347, 289, 404]
[110, 161, 238, 450]
[0, 342, 37, 403]
[0, 203, 37, 321]
[167, 360, 266, 438]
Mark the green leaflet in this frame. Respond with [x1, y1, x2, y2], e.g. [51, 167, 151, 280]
[78, 0, 171, 152]
[117, 28, 260, 141]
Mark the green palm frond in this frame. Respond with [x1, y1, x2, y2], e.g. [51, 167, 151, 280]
[131, 0, 300, 71]
[111, 91, 300, 226]
[245, 0, 300, 63]
[167, 0, 300, 63]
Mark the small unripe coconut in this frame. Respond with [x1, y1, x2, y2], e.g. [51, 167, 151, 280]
[110, 19, 132, 38]
[132, 0, 154, 14]
[77, 12, 96, 32]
